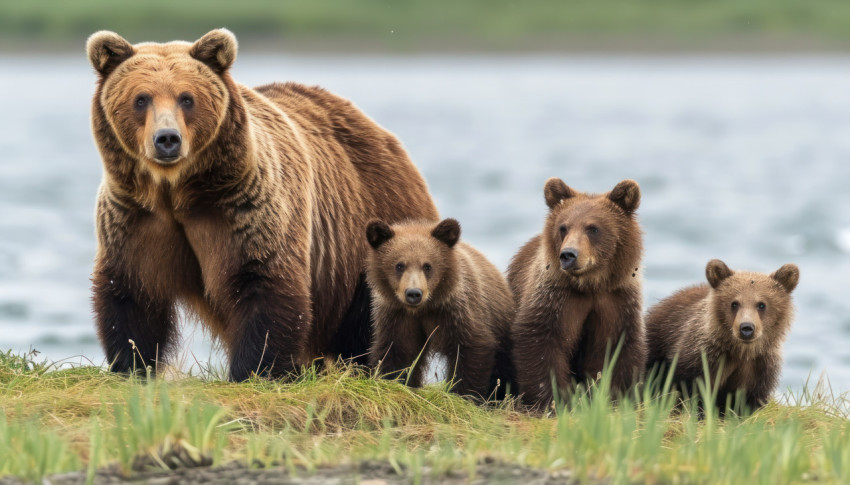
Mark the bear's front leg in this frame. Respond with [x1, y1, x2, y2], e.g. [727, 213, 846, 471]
[368, 310, 428, 387]
[596, 289, 647, 395]
[224, 260, 312, 381]
[92, 263, 177, 374]
[446, 342, 496, 399]
[512, 308, 577, 408]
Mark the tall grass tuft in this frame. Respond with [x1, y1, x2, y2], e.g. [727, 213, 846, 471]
[95, 381, 233, 474]
[0, 409, 80, 482]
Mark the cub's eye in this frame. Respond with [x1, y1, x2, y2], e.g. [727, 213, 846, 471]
[423, 263, 432, 273]
[395, 263, 405, 273]
[559, 225, 567, 236]
[179, 94, 194, 108]
[134, 95, 148, 108]
[587, 225, 599, 234]
[757, 302, 766, 310]
[731, 301, 739, 310]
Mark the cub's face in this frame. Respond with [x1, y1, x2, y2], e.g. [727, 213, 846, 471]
[542, 178, 641, 284]
[86, 30, 236, 174]
[706, 259, 800, 349]
[366, 219, 460, 311]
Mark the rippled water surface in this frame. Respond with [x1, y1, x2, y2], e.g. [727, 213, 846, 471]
[1, 54, 849, 391]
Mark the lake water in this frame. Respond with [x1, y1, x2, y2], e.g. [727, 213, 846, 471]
[1, 54, 849, 393]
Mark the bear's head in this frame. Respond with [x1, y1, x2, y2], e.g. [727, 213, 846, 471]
[86, 29, 237, 177]
[365, 219, 461, 311]
[705, 259, 799, 353]
[542, 178, 642, 290]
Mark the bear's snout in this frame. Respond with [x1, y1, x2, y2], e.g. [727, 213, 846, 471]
[153, 128, 182, 162]
[405, 288, 423, 306]
[559, 248, 578, 270]
[738, 322, 755, 341]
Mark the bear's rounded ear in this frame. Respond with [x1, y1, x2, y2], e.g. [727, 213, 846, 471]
[190, 28, 238, 73]
[431, 218, 461, 248]
[544, 178, 575, 210]
[86, 31, 134, 78]
[771, 264, 800, 293]
[706, 259, 733, 289]
[608, 179, 640, 215]
[366, 220, 394, 250]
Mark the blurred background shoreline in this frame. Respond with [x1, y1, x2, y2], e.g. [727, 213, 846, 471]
[6, 0, 850, 55]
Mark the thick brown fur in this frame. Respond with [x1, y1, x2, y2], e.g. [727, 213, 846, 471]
[365, 219, 516, 399]
[87, 29, 438, 379]
[645, 259, 800, 410]
[508, 178, 645, 407]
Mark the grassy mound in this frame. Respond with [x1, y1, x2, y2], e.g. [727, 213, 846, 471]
[1, 348, 849, 483]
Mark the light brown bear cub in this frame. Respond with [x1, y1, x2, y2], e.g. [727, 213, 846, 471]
[365, 218, 516, 399]
[509, 178, 646, 408]
[645, 259, 799, 410]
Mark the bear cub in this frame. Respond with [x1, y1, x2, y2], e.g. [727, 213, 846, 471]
[645, 259, 799, 411]
[509, 178, 646, 407]
[365, 218, 516, 399]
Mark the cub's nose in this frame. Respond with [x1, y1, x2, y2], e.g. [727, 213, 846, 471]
[153, 128, 182, 160]
[405, 288, 423, 305]
[739, 322, 755, 340]
[559, 248, 578, 270]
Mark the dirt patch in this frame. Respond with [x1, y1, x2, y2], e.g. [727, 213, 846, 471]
[3, 460, 585, 484]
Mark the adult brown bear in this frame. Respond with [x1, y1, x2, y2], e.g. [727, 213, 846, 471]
[86, 29, 438, 379]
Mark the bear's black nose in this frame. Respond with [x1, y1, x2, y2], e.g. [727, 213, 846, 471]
[739, 322, 755, 340]
[405, 288, 423, 305]
[153, 128, 182, 160]
[559, 248, 578, 270]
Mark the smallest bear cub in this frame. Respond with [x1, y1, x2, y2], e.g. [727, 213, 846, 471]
[365, 218, 516, 399]
[645, 259, 800, 411]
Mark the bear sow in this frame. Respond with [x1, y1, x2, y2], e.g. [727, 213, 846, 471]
[87, 29, 438, 379]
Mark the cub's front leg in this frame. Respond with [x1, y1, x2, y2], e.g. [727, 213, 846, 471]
[368, 309, 428, 387]
[595, 288, 647, 395]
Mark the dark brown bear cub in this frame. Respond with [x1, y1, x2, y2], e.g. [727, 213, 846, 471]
[508, 178, 646, 408]
[645, 259, 799, 411]
[365, 218, 516, 399]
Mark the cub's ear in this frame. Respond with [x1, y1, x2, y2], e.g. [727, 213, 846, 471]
[366, 220, 394, 250]
[86, 31, 134, 78]
[543, 177, 575, 210]
[771, 264, 800, 293]
[706, 259, 733, 289]
[608, 179, 640, 214]
[431, 218, 461, 248]
[190, 28, 238, 73]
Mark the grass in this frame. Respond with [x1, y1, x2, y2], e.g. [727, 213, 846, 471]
[1, 348, 849, 483]
[6, 0, 850, 52]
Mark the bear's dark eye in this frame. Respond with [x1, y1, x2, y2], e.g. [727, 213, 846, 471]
[395, 262, 405, 273]
[757, 302, 766, 310]
[134, 95, 149, 109]
[587, 225, 599, 235]
[731, 301, 739, 310]
[559, 225, 567, 236]
[179, 93, 194, 108]
[423, 263, 432, 273]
